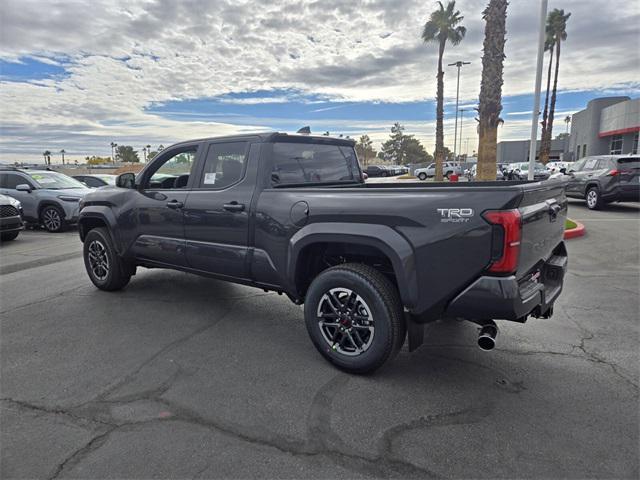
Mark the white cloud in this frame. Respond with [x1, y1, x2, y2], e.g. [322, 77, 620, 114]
[0, 0, 638, 161]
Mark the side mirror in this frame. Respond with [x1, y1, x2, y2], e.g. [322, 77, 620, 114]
[16, 184, 32, 192]
[116, 172, 136, 189]
[362, 172, 369, 180]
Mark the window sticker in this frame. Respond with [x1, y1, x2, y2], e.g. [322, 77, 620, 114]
[204, 172, 217, 184]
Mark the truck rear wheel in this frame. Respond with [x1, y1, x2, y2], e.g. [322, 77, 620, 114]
[83, 227, 131, 291]
[304, 263, 405, 374]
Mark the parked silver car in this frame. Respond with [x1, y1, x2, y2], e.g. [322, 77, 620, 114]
[0, 167, 93, 232]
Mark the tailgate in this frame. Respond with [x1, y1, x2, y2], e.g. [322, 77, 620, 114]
[516, 179, 568, 279]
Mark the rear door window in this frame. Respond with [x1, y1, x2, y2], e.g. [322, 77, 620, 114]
[271, 142, 360, 186]
[596, 159, 614, 170]
[199, 142, 248, 189]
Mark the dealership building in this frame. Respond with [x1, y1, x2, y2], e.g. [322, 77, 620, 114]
[497, 96, 639, 164]
[569, 96, 639, 159]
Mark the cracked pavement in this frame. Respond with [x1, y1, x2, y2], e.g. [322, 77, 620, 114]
[1, 200, 638, 479]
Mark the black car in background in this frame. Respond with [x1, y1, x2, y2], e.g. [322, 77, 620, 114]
[0, 193, 24, 242]
[73, 174, 117, 188]
[565, 155, 640, 209]
[364, 165, 389, 177]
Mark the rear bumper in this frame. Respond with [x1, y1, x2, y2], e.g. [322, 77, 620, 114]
[602, 184, 640, 202]
[445, 243, 568, 322]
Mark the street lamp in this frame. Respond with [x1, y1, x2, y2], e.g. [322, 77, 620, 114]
[448, 60, 470, 170]
[458, 108, 466, 161]
[528, 0, 548, 179]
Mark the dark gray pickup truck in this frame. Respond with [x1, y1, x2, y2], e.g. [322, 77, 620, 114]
[78, 133, 568, 373]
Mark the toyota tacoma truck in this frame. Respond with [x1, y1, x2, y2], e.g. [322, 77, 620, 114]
[78, 133, 568, 373]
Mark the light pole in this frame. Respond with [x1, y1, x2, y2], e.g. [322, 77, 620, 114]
[448, 61, 470, 169]
[458, 108, 465, 161]
[528, 0, 548, 179]
[110, 142, 118, 164]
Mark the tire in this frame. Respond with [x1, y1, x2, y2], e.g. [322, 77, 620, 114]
[83, 227, 131, 291]
[40, 205, 66, 232]
[445, 171, 452, 179]
[0, 231, 20, 242]
[586, 186, 603, 210]
[418, 173, 427, 181]
[304, 263, 406, 374]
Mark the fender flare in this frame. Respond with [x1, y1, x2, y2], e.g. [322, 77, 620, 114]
[287, 222, 418, 309]
[78, 206, 121, 252]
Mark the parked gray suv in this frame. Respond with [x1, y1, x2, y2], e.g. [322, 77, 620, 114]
[565, 155, 640, 209]
[0, 167, 93, 232]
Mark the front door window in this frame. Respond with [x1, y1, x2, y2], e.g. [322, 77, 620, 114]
[144, 149, 197, 190]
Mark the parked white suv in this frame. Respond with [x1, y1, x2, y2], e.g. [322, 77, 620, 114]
[414, 162, 462, 180]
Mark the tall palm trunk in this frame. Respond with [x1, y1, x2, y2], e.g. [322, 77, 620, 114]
[434, 39, 446, 181]
[542, 39, 561, 164]
[539, 47, 554, 160]
[477, 0, 507, 181]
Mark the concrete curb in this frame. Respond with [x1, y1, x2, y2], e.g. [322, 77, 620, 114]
[564, 220, 586, 240]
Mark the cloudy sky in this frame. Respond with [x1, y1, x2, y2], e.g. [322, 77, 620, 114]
[0, 0, 638, 163]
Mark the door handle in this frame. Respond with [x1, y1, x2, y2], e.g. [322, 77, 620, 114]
[167, 200, 184, 209]
[223, 201, 245, 212]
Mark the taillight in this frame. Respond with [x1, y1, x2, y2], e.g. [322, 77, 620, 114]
[607, 169, 619, 176]
[483, 209, 522, 274]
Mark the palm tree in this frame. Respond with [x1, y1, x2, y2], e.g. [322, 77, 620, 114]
[110, 142, 118, 164]
[357, 135, 373, 166]
[476, 0, 508, 181]
[564, 115, 571, 134]
[60, 149, 66, 165]
[539, 9, 571, 164]
[42, 150, 51, 165]
[539, 30, 555, 158]
[422, 1, 466, 181]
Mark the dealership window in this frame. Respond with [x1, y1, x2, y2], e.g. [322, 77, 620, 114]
[610, 135, 623, 154]
[633, 132, 639, 154]
[582, 144, 587, 158]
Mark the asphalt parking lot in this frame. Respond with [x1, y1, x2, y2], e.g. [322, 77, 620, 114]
[1, 200, 638, 479]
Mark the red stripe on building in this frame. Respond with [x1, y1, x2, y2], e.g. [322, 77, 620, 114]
[598, 126, 640, 138]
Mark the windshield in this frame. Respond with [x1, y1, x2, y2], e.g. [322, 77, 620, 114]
[271, 142, 361, 186]
[29, 172, 87, 189]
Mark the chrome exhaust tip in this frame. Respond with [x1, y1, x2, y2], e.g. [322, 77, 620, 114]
[478, 323, 498, 351]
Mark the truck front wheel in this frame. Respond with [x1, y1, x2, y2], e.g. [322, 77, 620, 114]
[304, 263, 406, 374]
[83, 227, 132, 291]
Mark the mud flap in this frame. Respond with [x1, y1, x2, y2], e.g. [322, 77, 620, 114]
[405, 313, 424, 352]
